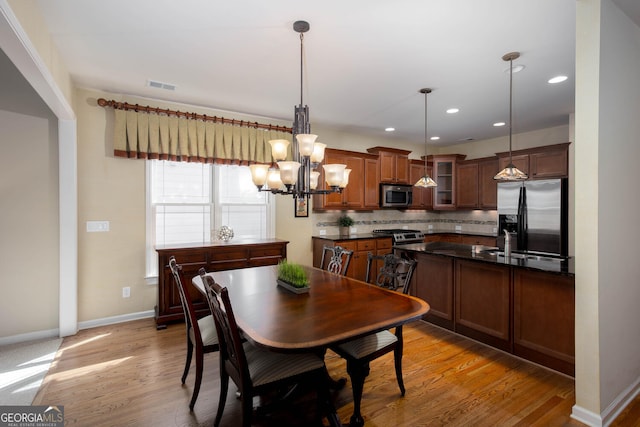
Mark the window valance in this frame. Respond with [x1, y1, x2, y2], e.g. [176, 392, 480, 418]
[98, 98, 293, 164]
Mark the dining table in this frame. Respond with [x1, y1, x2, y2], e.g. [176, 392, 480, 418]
[192, 264, 429, 427]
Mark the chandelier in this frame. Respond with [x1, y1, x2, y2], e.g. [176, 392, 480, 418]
[494, 51, 528, 181]
[249, 20, 349, 198]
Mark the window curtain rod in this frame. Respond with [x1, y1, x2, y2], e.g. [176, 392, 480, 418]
[97, 98, 292, 133]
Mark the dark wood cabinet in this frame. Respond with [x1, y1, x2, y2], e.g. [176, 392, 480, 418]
[513, 269, 575, 375]
[410, 253, 454, 330]
[367, 147, 410, 184]
[457, 157, 498, 210]
[497, 143, 570, 180]
[313, 149, 378, 211]
[155, 239, 288, 328]
[430, 154, 466, 210]
[455, 161, 479, 209]
[455, 260, 511, 352]
[409, 160, 433, 209]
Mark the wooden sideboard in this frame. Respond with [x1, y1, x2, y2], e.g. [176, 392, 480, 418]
[155, 238, 288, 328]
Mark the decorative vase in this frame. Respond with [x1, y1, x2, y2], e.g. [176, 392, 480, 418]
[217, 226, 234, 242]
[277, 279, 310, 294]
[339, 226, 350, 236]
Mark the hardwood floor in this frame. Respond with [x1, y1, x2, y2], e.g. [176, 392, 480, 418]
[31, 318, 635, 426]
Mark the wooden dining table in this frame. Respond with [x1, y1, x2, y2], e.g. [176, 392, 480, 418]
[192, 264, 429, 427]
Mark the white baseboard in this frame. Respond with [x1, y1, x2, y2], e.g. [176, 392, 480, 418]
[0, 310, 155, 346]
[572, 375, 640, 427]
[78, 310, 155, 330]
[0, 328, 60, 346]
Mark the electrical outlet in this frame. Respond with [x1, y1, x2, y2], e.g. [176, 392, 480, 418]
[350, 227, 357, 234]
[319, 229, 326, 235]
[87, 220, 109, 232]
[455, 225, 462, 231]
[402, 225, 409, 230]
[428, 224, 433, 230]
[122, 287, 130, 298]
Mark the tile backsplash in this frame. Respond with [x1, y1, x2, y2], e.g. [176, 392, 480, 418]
[314, 210, 498, 236]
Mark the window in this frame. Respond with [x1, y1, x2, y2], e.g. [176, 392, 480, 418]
[145, 160, 274, 281]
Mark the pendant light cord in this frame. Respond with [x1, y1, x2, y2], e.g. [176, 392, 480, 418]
[299, 32, 304, 107]
[508, 56, 513, 166]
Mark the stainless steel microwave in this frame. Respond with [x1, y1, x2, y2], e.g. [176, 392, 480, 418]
[380, 184, 413, 208]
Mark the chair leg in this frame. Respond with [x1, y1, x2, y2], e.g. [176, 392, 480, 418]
[318, 369, 342, 427]
[189, 349, 203, 411]
[346, 360, 370, 427]
[181, 339, 193, 384]
[214, 372, 229, 427]
[241, 390, 253, 427]
[393, 345, 406, 396]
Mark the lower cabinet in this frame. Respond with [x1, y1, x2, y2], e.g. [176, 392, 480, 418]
[155, 239, 288, 328]
[405, 251, 575, 375]
[455, 260, 511, 352]
[513, 269, 575, 376]
[411, 253, 454, 330]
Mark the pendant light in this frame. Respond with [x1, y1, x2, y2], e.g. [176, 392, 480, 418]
[494, 52, 528, 181]
[414, 88, 437, 188]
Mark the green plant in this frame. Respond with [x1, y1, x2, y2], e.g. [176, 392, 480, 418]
[277, 260, 309, 288]
[337, 215, 354, 227]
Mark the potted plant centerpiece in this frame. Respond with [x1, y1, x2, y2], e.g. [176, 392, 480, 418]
[337, 215, 354, 236]
[277, 260, 310, 293]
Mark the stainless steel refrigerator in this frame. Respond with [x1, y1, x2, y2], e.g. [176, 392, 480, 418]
[497, 179, 568, 257]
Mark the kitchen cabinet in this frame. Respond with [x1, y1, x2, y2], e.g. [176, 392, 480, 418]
[312, 236, 393, 282]
[430, 154, 466, 210]
[456, 156, 498, 210]
[364, 157, 380, 209]
[513, 269, 575, 375]
[367, 146, 411, 184]
[423, 233, 496, 246]
[409, 159, 433, 209]
[410, 253, 454, 330]
[497, 142, 570, 180]
[155, 239, 288, 328]
[455, 259, 511, 352]
[313, 149, 378, 211]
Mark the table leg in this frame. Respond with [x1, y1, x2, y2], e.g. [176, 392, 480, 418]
[346, 360, 370, 427]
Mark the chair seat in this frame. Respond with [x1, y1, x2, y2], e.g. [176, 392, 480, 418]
[244, 342, 324, 387]
[189, 314, 219, 347]
[335, 330, 398, 359]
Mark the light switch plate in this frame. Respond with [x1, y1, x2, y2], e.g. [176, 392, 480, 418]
[87, 221, 109, 232]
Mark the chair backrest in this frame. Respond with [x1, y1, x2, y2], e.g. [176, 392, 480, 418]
[365, 253, 417, 294]
[320, 245, 354, 276]
[201, 272, 248, 387]
[169, 256, 202, 341]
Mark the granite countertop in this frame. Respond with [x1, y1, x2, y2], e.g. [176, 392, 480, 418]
[397, 241, 574, 276]
[312, 229, 498, 241]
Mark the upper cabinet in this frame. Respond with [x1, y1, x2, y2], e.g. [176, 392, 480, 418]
[409, 159, 433, 210]
[430, 154, 466, 210]
[456, 157, 498, 210]
[312, 148, 378, 211]
[367, 147, 410, 184]
[497, 143, 570, 180]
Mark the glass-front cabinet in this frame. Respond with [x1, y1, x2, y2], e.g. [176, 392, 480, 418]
[430, 155, 466, 210]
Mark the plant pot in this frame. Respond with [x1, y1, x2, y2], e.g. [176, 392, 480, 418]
[339, 226, 350, 236]
[277, 279, 310, 294]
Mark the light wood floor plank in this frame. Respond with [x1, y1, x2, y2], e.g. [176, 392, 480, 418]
[32, 319, 639, 426]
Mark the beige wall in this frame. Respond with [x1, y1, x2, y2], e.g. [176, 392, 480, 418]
[574, 0, 640, 422]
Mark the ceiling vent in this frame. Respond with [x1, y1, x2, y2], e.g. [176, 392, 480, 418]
[146, 79, 176, 91]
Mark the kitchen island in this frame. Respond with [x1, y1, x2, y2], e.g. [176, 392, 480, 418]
[397, 241, 574, 376]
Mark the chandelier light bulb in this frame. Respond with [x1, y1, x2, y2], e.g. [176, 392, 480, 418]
[269, 139, 290, 161]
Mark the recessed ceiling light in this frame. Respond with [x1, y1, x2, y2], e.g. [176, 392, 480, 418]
[548, 75, 568, 84]
[430, 136, 440, 141]
[384, 127, 395, 132]
[446, 108, 459, 114]
[493, 122, 506, 127]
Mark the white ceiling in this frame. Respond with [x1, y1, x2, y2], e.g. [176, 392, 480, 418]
[32, 0, 579, 147]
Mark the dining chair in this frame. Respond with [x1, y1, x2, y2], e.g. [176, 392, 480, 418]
[320, 245, 354, 276]
[365, 252, 417, 293]
[200, 272, 340, 427]
[331, 253, 417, 427]
[168, 256, 219, 411]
